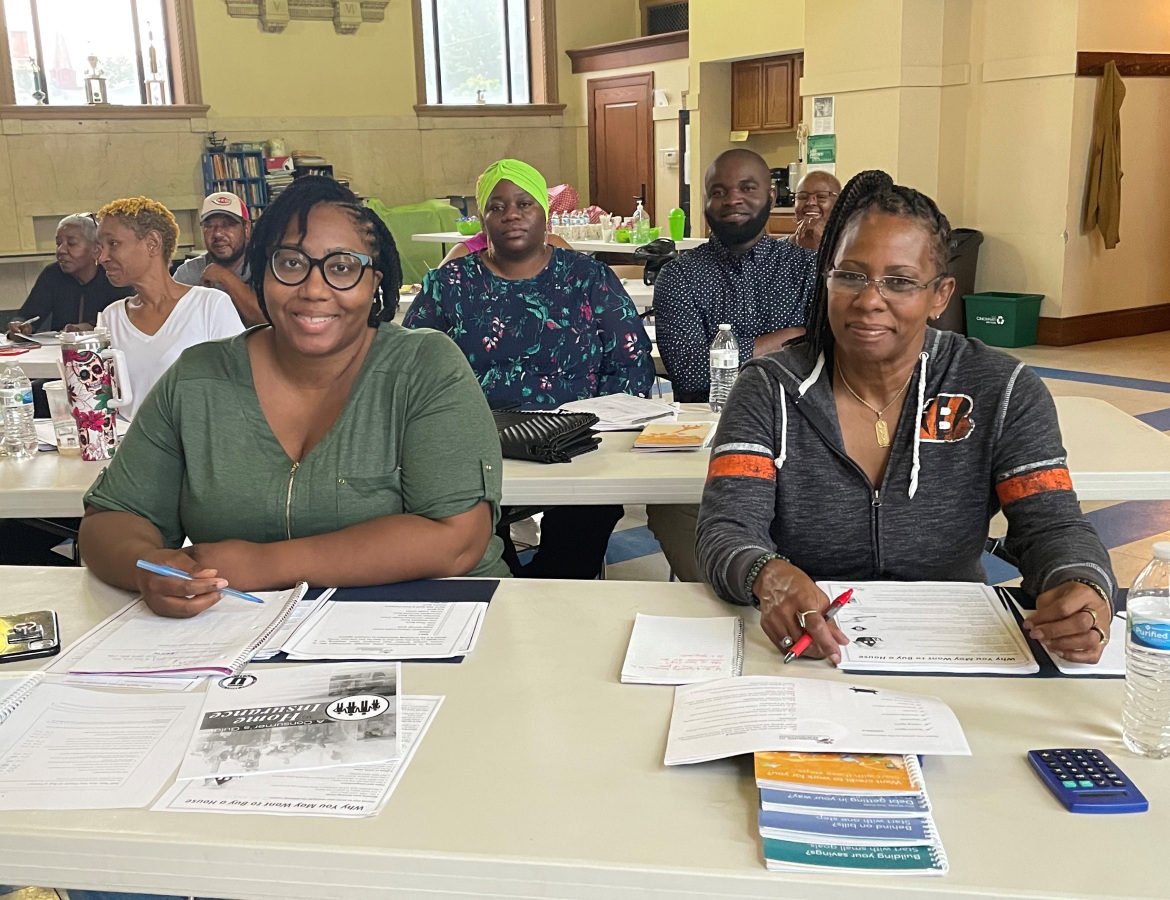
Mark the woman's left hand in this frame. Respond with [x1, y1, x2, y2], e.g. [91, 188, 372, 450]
[1023, 581, 1112, 664]
[190, 539, 270, 591]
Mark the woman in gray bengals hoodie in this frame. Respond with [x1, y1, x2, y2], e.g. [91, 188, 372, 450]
[696, 170, 1115, 666]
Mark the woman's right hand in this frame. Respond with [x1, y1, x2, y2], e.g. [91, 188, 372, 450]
[6, 320, 32, 336]
[135, 548, 228, 618]
[752, 558, 849, 663]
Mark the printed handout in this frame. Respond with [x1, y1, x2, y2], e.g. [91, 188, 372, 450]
[664, 676, 970, 765]
[155, 696, 442, 817]
[0, 681, 201, 809]
[176, 662, 401, 781]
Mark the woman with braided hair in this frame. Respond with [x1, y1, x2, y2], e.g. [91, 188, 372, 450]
[696, 170, 1116, 665]
[81, 176, 508, 617]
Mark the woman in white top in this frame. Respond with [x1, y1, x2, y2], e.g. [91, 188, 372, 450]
[96, 197, 244, 418]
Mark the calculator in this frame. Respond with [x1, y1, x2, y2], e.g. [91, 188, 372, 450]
[1028, 749, 1148, 814]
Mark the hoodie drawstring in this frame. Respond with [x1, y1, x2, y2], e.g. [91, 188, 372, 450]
[776, 352, 825, 471]
[908, 351, 929, 500]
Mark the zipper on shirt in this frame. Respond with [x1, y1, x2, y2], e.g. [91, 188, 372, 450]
[791, 401, 891, 576]
[285, 461, 300, 540]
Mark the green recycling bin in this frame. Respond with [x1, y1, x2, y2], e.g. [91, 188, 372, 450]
[963, 292, 1044, 348]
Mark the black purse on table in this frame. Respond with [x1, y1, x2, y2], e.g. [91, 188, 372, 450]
[492, 410, 601, 464]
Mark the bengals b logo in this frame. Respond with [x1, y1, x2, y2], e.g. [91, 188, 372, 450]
[920, 393, 974, 442]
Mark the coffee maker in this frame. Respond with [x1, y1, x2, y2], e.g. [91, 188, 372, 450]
[770, 167, 794, 208]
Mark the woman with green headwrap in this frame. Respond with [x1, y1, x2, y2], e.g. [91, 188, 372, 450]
[405, 158, 655, 579]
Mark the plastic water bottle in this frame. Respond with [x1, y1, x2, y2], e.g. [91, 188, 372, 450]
[632, 199, 651, 244]
[0, 365, 37, 458]
[1122, 541, 1170, 758]
[709, 324, 739, 413]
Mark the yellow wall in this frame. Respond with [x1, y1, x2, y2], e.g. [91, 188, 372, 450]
[192, 3, 419, 118]
[686, 0, 805, 222]
[1060, 0, 1170, 318]
[1062, 76, 1170, 317]
[1077, 0, 1170, 52]
[557, 0, 642, 199]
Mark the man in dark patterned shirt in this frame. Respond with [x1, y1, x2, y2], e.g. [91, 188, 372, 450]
[649, 149, 817, 582]
[654, 149, 818, 404]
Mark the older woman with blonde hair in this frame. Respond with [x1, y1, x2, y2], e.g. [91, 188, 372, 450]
[96, 196, 244, 418]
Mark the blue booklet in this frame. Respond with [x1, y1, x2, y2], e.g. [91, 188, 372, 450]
[758, 809, 936, 845]
[760, 787, 930, 815]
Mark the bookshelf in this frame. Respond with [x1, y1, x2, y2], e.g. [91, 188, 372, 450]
[201, 150, 269, 220]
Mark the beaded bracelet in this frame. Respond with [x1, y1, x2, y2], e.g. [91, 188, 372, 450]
[745, 552, 787, 609]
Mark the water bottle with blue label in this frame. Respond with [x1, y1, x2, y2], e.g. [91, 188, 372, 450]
[0, 364, 37, 458]
[1122, 541, 1170, 758]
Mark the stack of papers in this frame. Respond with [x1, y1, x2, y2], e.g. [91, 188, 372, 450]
[282, 600, 487, 661]
[827, 581, 1039, 675]
[755, 752, 948, 875]
[620, 614, 743, 684]
[558, 393, 677, 431]
[663, 676, 971, 765]
[632, 422, 717, 452]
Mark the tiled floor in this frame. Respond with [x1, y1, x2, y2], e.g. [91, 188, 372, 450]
[606, 332, 1170, 588]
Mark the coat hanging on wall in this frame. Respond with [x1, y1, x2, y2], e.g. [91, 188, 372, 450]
[1083, 59, 1126, 249]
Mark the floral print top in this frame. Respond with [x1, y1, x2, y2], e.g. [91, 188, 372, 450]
[405, 248, 655, 409]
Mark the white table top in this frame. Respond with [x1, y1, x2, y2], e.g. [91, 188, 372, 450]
[2, 396, 1167, 519]
[411, 231, 707, 253]
[0, 342, 60, 380]
[0, 567, 1165, 900]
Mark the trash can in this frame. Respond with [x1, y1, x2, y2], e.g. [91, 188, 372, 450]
[963, 292, 1044, 347]
[932, 228, 984, 334]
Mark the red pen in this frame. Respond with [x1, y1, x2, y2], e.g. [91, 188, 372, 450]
[783, 588, 854, 663]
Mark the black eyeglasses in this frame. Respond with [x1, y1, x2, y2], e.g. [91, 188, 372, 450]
[794, 191, 839, 203]
[270, 247, 373, 291]
[827, 269, 946, 300]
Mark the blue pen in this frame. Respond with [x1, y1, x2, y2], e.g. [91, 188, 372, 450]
[135, 559, 265, 604]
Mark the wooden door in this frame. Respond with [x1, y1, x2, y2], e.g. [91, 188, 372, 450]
[762, 57, 795, 131]
[731, 61, 763, 131]
[589, 73, 655, 221]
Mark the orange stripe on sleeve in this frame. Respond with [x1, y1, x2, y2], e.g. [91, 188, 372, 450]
[706, 454, 776, 482]
[996, 467, 1073, 506]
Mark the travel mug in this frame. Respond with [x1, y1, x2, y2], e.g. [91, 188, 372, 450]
[668, 207, 686, 241]
[59, 329, 133, 461]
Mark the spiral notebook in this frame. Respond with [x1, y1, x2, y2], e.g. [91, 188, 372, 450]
[620, 614, 744, 684]
[64, 583, 308, 677]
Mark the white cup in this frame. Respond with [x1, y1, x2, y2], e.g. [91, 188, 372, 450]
[43, 379, 80, 456]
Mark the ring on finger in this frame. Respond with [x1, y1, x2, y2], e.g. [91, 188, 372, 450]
[779, 635, 794, 650]
[1083, 606, 1099, 627]
[1091, 625, 1108, 646]
[797, 609, 820, 629]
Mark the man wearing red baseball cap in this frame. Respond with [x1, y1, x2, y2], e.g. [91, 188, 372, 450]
[174, 191, 263, 325]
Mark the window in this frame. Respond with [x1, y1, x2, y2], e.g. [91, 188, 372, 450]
[419, 0, 530, 105]
[0, 0, 202, 110]
[642, 1, 688, 36]
[412, 0, 559, 112]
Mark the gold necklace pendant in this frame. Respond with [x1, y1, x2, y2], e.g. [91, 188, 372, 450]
[875, 418, 891, 448]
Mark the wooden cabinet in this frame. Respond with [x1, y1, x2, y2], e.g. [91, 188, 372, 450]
[766, 209, 798, 237]
[731, 52, 803, 134]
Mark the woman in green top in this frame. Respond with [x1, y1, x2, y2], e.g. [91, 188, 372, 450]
[80, 177, 508, 618]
